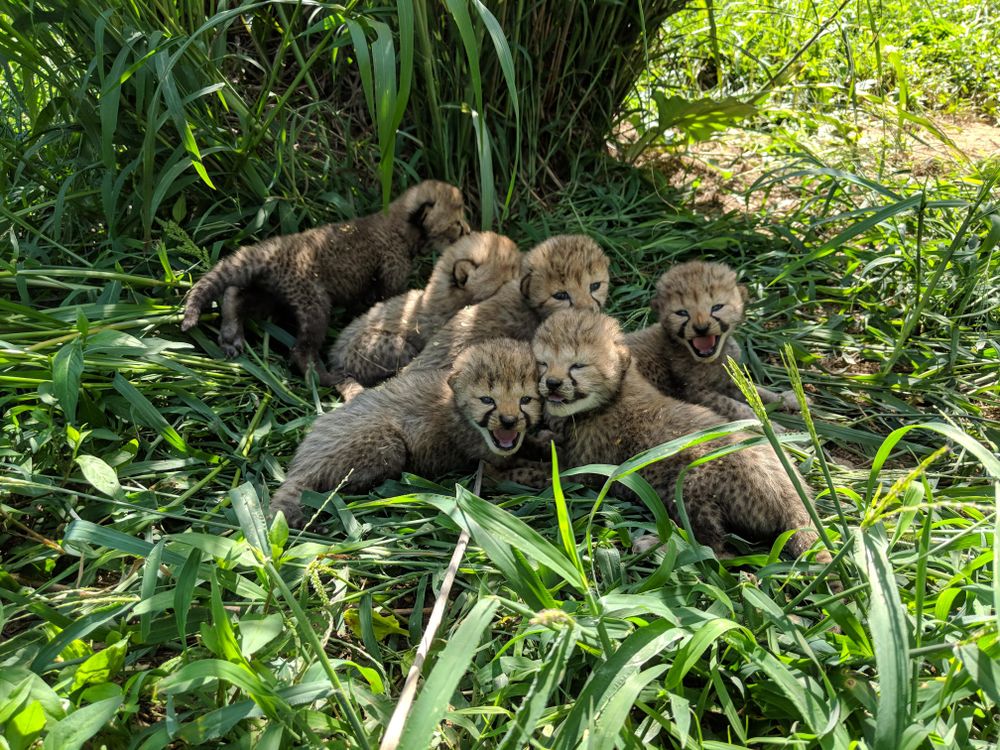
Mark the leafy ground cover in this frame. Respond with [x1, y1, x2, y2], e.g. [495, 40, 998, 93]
[1, 0, 999, 748]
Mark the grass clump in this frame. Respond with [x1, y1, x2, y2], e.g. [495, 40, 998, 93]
[1, 0, 999, 748]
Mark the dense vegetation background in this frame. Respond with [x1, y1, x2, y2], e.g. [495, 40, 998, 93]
[1, 0, 998, 747]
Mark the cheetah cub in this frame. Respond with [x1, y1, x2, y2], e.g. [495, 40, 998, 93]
[529, 309, 831, 563]
[181, 180, 470, 385]
[402, 234, 610, 374]
[626, 260, 800, 422]
[269, 338, 541, 528]
[329, 231, 521, 400]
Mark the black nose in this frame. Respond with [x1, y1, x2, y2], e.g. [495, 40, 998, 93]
[545, 377, 562, 390]
[499, 414, 517, 428]
[693, 324, 710, 335]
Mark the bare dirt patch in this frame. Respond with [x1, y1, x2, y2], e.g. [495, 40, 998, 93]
[636, 111, 1000, 219]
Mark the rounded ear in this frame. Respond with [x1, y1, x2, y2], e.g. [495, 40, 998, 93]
[447, 369, 460, 391]
[738, 284, 749, 304]
[409, 199, 435, 227]
[649, 293, 662, 318]
[519, 271, 533, 299]
[452, 258, 476, 288]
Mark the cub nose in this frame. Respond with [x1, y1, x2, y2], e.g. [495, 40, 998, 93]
[545, 377, 563, 391]
[693, 323, 710, 335]
[499, 414, 517, 428]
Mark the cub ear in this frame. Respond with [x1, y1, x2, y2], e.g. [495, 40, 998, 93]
[409, 199, 435, 227]
[519, 270, 533, 299]
[452, 258, 477, 288]
[447, 368, 460, 390]
[649, 293, 662, 318]
[738, 284, 749, 304]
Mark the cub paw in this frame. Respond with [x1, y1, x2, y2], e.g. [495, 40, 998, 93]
[220, 338, 245, 359]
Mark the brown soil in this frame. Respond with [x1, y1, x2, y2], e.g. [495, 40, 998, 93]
[637, 112, 1000, 219]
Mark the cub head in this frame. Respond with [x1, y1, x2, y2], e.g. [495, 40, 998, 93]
[438, 231, 521, 304]
[400, 180, 471, 251]
[650, 261, 747, 362]
[519, 235, 610, 317]
[448, 339, 541, 457]
[532, 310, 630, 417]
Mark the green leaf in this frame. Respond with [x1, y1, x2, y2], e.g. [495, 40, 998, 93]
[209, 570, 245, 665]
[591, 664, 669, 746]
[496, 625, 576, 750]
[549, 444, 586, 590]
[139, 539, 163, 643]
[238, 613, 284, 659]
[856, 525, 910, 750]
[111, 373, 187, 453]
[956, 642, 1000, 706]
[7, 700, 46, 750]
[397, 598, 500, 750]
[228, 482, 270, 560]
[30, 605, 132, 674]
[664, 618, 747, 690]
[174, 546, 202, 646]
[552, 619, 681, 750]
[41, 695, 122, 750]
[74, 455, 121, 499]
[51, 338, 84, 424]
[70, 637, 129, 692]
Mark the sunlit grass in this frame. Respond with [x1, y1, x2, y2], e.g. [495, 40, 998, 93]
[1, 0, 998, 747]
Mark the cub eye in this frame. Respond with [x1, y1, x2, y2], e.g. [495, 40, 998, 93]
[519, 396, 533, 405]
[480, 396, 495, 405]
[570, 363, 586, 370]
[676, 309, 690, 317]
[552, 291, 570, 301]
[589, 281, 602, 292]
[711, 303, 724, 313]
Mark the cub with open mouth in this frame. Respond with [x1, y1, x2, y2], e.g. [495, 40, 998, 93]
[626, 260, 802, 423]
[523, 309, 835, 569]
[269, 338, 540, 528]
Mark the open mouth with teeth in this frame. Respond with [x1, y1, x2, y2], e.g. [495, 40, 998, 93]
[688, 334, 720, 359]
[488, 427, 524, 453]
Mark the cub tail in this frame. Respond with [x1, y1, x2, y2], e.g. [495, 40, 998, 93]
[181, 243, 270, 331]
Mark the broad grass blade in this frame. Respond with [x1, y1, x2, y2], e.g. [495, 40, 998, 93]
[396, 598, 500, 750]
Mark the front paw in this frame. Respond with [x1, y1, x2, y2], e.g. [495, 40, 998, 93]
[220, 339, 245, 359]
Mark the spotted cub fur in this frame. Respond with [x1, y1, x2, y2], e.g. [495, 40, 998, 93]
[269, 338, 540, 528]
[626, 261, 800, 422]
[402, 234, 610, 374]
[181, 180, 470, 384]
[525, 309, 832, 563]
[328, 231, 520, 400]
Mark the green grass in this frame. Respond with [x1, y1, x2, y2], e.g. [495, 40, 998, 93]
[1, 0, 999, 748]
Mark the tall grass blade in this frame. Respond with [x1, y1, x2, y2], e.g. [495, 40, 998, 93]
[395, 598, 500, 750]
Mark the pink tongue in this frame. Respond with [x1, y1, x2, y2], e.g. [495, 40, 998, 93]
[492, 428, 519, 448]
[692, 335, 718, 353]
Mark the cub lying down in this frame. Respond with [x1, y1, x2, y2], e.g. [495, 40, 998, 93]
[181, 180, 469, 385]
[402, 234, 610, 374]
[329, 231, 521, 400]
[270, 338, 541, 528]
[626, 260, 800, 422]
[524, 309, 832, 563]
